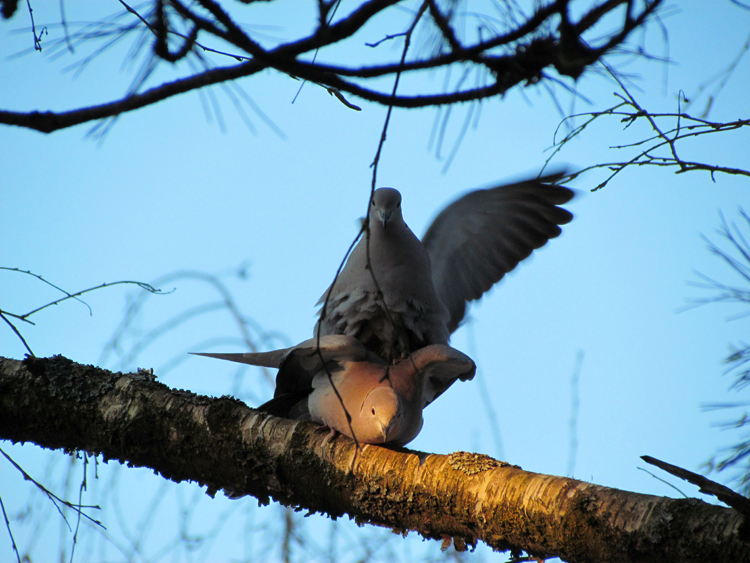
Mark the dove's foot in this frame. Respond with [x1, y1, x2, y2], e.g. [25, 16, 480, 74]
[314, 424, 339, 440]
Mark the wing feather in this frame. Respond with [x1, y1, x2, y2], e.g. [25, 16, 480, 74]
[422, 173, 574, 333]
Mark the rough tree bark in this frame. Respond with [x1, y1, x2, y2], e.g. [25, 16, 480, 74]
[0, 355, 747, 562]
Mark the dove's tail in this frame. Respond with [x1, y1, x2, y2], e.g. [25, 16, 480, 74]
[191, 350, 287, 368]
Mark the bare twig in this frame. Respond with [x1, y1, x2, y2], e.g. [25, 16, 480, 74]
[637, 467, 689, 498]
[366, 32, 407, 48]
[0, 496, 22, 563]
[0, 312, 34, 356]
[312, 2, 431, 450]
[363, 1, 429, 362]
[0, 267, 92, 317]
[97, 267, 273, 373]
[0, 266, 166, 357]
[0, 448, 103, 529]
[8, 277, 164, 320]
[546, 83, 750, 190]
[25, 0, 45, 51]
[68, 452, 89, 563]
[58, 0, 73, 53]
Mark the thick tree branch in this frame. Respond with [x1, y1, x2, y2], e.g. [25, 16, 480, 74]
[0, 355, 747, 563]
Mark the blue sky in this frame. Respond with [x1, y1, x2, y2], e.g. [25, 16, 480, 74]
[1, 1, 749, 561]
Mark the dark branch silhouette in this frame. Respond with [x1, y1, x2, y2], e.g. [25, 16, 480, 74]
[0, 0, 662, 133]
[642, 455, 750, 516]
[546, 83, 750, 190]
[0, 267, 165, 356]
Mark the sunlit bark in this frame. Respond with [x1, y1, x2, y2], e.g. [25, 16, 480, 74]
[1, 355, 746, 563]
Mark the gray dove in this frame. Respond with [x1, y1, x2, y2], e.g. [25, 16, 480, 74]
[194, 335, 475, 446]
[316, 173, 574, 359]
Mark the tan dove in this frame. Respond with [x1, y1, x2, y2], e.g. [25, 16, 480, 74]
[193, 335, 475, 446]
[316, 173, 574, 360]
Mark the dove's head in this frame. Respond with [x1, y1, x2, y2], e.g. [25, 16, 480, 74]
[371, 188, 402, 229]
[360, 386, 405, 444]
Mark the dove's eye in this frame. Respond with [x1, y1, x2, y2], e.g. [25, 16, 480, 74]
[371, 407, 376, 415]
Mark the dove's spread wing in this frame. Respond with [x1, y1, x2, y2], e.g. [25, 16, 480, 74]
[422, 173, 574, 333]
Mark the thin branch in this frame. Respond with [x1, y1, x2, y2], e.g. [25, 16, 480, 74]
[98, 268, 264, 370]
[1, 266, 93, 316]
[0, 496, 22, 563]
[58, 0, 74, 53]
[567, 350, 584, 477]
[637, 467, 689, 497]
[25, 0, 44, 51]
[365, 32, 407, 48]
[362, 1, 430, 363]
[465, 320, 504, 459]
[427, 0, 461, 52]
[313, 223, 367, 450]
[117, 0, 155, 33]
[548, 83, 750, 190]
[1, 267, 167, 357]
[19, 279, 165, 320]
[0, 448, 103, 529]
[0, 312, 34, 356]
[68, 452, 89, 563]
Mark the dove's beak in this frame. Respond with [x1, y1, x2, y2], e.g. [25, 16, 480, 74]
[379, 209, 392, 228]
[380, 422, 390, 443]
